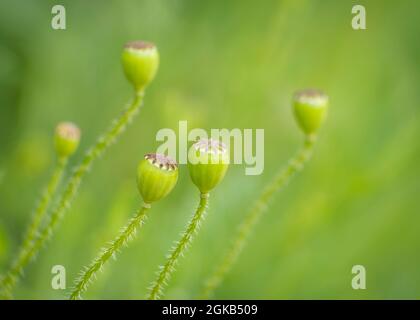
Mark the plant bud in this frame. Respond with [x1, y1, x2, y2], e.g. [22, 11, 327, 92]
[137, 153, 178, 204]
[54, 122, 81, 158]
[122, 41, 159, 92]
[188, 139, 229, 194]
[293, 89, 328, 135]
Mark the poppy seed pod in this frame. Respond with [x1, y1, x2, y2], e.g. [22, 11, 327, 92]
[188, 139, 229, 194]
[293, 89, 328, 135]
[122, 41, 159, 92]
[137, 153, 178, 204]
[54, 122, 81, 158]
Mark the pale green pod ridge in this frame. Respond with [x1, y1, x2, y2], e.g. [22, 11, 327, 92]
[188, 139, 229, 194]
[54, 122, 81, 158]
[137, 153, 178, 204]
[122, 41, 159, 92]
[293, 89, 328, 135]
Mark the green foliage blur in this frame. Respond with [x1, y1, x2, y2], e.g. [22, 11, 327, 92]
[0, 0, 419, 299]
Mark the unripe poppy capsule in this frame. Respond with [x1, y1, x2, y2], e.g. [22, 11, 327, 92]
[188, 139, 229, 194]
[137, 153, 178, 204]
[293, 89, 328, 135]
[54, 122, 81, 158]
[122, 41, 159, 92]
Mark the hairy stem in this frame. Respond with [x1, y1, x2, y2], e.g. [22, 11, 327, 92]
[200, 135, 316, 299]
[0, 92, 144, 299]
[69, 203, 150, 300]
[0, 157, 67, 300]
[25, 157, 68, 248]
[148, 193, 209, 300]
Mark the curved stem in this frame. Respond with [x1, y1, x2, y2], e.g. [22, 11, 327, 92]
[0, 156, 68, 300]
[69, 203, 150, 300]
[148, 193, 209, 300]
[0, 92, 144, 299]
[200, 135, 317, 299]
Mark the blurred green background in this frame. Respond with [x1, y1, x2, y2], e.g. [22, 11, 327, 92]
[0, 0, 419, 299]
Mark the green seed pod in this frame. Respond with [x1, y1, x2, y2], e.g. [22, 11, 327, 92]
[54, 122, 81, 158]
[122, 41, 159, 92]
[188, 139, 229, 194]
[293, 89, 328, 135]
[137, 153, 178, 204]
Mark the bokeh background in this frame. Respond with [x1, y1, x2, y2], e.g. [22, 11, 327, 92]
[0, 0, 419, 299]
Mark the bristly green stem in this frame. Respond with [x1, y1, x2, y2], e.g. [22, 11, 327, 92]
[0, 92, 144, 299]
[25, 157, 68, 247]
[0, 156, 67, 300]
[148, 193, 209, 300]
[200, 135, 317, 299]
[69, 203, 150, 300]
